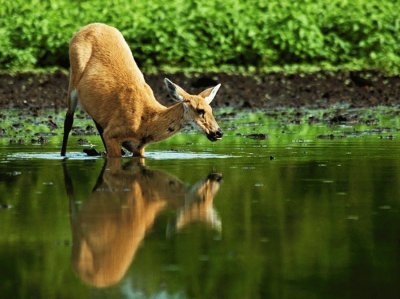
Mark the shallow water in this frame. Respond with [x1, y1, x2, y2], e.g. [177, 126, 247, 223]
[1, 108, 400, 299]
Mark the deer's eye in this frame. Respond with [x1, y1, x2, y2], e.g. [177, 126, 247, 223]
[196, 108, 205, 117]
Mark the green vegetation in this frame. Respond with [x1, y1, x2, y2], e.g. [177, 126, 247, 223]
[1, 0, 399, 74]
[1, 107, 400, 151]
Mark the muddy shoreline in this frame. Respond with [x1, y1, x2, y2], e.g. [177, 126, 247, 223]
[1, 71, 399, 110]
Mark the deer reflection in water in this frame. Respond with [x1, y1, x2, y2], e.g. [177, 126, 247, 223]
[63, 159, 222, 288]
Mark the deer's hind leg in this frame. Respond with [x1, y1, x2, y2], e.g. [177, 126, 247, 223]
[61, 88, 78, 156]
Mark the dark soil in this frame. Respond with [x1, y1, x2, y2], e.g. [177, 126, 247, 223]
[1, 70, 400, 110]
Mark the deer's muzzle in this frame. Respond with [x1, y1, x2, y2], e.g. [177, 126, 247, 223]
[207, 128, 223, 142]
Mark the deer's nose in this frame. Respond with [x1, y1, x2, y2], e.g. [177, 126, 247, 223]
[207, 173, 223, 182]
[215, 128, 223, 139]
[207, 128, 223, 141]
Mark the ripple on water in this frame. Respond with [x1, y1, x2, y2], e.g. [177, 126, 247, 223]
[5, 151, 233, 161]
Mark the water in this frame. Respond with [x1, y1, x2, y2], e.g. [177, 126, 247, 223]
[0, 108, 399, 299]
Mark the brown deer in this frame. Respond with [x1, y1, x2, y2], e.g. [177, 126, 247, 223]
[63, 159, 222, 287]
[175, 173, 223, 232]
[60, 23, 223, 157]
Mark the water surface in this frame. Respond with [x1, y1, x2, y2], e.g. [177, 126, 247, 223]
[0, 108, 399, 299]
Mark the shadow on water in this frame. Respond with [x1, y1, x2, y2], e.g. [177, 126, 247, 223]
[62, 159, 222, 288]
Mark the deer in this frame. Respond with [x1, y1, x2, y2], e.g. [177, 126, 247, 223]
[60, 23, 223, 158]
[175, 173, 222, 232]
[63, 158, 223, 287]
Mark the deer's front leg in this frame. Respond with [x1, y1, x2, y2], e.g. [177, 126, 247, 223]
[104, 137, 121, 158]
[121, 140, 144, 157]
[122, 141, 137, 153]
[133, 145, 145, 158]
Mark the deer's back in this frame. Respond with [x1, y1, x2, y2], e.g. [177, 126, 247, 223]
[71, 24, 151, 122]
[70, 23, 144, 85]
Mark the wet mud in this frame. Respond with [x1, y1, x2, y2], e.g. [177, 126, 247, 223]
[1, 71, 400, 109]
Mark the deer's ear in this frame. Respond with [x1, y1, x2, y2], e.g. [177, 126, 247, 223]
[164, 78, 186, 102]
[199, 84, 221, 104]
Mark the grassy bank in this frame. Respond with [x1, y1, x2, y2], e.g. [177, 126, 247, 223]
[1, 0, 399, 74]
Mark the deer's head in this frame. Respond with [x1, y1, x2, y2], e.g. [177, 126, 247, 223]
[165, 78, 223, 141]
[175, 172, 223, 231]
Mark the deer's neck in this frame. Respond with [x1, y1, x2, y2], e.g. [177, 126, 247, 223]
[144, 103, 187, 143]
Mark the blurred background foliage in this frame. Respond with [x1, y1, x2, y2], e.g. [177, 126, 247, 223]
[0, 0, 399, 73]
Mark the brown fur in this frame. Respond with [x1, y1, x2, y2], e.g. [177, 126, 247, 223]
[175, 174, 222, 230]
[64, 159, 222, 287]
[61, 23, 222, 157]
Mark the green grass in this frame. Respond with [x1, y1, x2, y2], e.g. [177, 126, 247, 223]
[1, 0, 399, 74]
